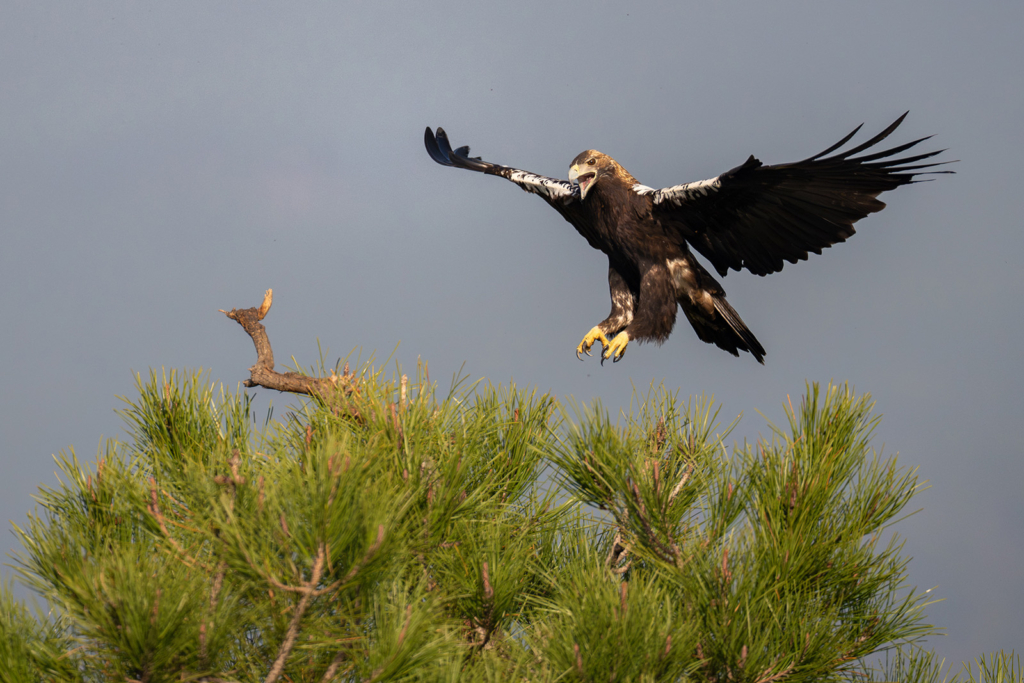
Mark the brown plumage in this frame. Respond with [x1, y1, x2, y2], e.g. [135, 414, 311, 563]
[424, 114, 951, 363]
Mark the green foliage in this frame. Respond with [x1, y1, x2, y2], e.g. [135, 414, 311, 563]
[0, 578, 83, 683]
[529, 544, 700, 682]
[956, 651, 1023, 683]
[863, 648, 1022, 683]
[551, 383, 938, 683]
[1, 366, 984, 681]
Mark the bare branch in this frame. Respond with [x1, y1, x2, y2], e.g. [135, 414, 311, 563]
[481, 561, 493, 602]
[221, 289, 358, 401]
[755, 664, 795, 683]
[264, 543, 327, 683]
[243, 524, 382, 598]
[319, 652, 352, 683]
[270, 524, 387, 599]
[262, 574, 316, 595]
[472, 561, 497, 650]
[668, 462, 694, 504]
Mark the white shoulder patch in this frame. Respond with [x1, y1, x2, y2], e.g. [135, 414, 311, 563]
[652, 176, 722, 205]
[631, 183, 657, 195]
[508, 170, 578, 200]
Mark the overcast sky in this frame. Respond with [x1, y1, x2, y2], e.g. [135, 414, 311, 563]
[2, 1, 1021, 665]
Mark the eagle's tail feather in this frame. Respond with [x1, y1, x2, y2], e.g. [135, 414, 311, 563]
[712, 296, 766, 364]
[681, 292, 766, 364]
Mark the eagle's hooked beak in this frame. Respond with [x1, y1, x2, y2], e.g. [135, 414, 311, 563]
[569, 163, 597, 200]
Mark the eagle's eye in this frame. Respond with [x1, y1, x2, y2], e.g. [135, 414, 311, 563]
[587, 158, 596, 166]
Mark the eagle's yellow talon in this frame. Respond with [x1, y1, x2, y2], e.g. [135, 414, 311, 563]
[576, 326, 610, 360]
[602, 332, 630, 364]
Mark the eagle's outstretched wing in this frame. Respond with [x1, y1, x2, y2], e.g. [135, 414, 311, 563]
[634, 113, 954, 277]
[425, 127, 600, 243]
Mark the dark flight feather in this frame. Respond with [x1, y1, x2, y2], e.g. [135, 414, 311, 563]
[651, 114, 953, 276]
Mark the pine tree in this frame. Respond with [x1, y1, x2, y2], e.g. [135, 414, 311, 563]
[0, 365, 1017, 682]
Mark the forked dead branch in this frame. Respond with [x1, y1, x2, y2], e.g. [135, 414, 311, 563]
[220, 288, 358, 400]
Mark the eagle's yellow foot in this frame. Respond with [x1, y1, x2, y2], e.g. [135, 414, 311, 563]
[602, 331, 630, 364]
[576, 326, 610, 360]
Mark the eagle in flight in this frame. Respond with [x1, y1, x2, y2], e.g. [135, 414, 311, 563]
[424, 114, 949, 363]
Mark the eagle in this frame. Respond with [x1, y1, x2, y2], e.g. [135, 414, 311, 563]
[424, 114, 950, 364]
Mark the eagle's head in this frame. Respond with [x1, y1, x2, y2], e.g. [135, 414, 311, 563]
[568, 150, 638, 200]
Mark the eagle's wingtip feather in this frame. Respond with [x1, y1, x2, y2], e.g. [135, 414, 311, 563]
[424, 126, 453, 166]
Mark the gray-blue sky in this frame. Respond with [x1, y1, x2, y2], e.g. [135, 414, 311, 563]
[1, 0, 1021, 664]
